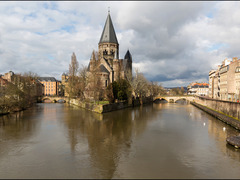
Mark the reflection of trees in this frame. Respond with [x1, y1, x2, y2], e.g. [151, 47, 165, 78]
[63, 103, 161, 179]
[0, 106, 41, 156]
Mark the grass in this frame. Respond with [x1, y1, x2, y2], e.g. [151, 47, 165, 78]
[86, 100, 110, 105]
[96, 101, 109, 105]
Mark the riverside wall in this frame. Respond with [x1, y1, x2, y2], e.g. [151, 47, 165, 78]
[69, 97, 153, 114]
[191, 101, 240, 130]
[194, 96, 240, 120]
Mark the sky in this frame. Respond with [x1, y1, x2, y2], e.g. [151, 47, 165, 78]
[0, 1, 240, 87]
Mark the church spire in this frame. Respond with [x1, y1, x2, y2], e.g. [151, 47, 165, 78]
[99, 12, 118, 44]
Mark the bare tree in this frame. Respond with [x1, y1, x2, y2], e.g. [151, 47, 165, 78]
[85, 51, 103, 102]
[0, 72, 41, 113]
[67, 52, 79, 98]
[77, 65, 88, 100]
[149, 81, 166, 97]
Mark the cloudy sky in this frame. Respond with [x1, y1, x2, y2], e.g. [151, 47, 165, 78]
[0, 1, 240, 87]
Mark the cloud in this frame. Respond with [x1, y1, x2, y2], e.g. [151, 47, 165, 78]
[0, 1, 240, 87]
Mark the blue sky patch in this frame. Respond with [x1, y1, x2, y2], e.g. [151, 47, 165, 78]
[208, 43, 228, 52]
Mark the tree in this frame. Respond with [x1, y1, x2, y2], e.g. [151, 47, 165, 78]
[180, 86, 185, 95]
[0, 72, 41, 113]
[77, 65, 88, 100]
[106, 83, 114, 103]
[149, 81, 166, 97]
[131, 68, 148, 99]
[67, 52, 79, 98]
[85, 51, 103, 102]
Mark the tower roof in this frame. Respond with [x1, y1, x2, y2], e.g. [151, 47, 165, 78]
[124, 50, 132, 61]
[99, 13, 118, 44]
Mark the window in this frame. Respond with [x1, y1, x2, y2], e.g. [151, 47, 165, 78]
[105, 80, 108, 87]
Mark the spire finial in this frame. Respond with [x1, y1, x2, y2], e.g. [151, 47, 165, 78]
[108, 7, 110, 14]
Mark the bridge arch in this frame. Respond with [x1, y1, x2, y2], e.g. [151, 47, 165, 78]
[41, 96, 68, 103]
[175, 98, 189, 103]
[57, 99, 66, 103]
[153, 97, 168, 102]
[153, 96, 195, 103]
[42, 98, 52, 103]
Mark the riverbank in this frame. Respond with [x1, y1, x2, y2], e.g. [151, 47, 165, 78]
[0, 102, 35, 116]
[69, 97, 153, 113]
[190, 101, 240, 130]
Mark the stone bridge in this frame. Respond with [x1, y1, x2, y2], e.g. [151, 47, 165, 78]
[41, 96, 68, 103]
[153, 95, 195, 103]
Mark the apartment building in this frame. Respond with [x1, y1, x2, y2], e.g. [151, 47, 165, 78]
[209, 70, 216, 98]
[38, 77, 60, 96]
[187, 82, 209, 96]
[209, 57, 240, 101]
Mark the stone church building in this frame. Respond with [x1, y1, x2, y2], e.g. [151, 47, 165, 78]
[87, 12, 132, 88]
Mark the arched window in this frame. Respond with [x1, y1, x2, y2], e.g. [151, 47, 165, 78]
[105, 80, 108, 87]
[103, 49, 108, 55]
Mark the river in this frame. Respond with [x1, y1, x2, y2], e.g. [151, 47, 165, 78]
[0, 102, 240, 179]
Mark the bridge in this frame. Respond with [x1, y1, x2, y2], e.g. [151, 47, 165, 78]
[153, 95, 195, 103]
[41, 96, 68, 103]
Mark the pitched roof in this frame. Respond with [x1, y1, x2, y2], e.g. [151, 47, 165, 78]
[192, 83, 209, 87]
[38, 77, 57, 82]
[99, 64, 110, 74]
[87, 62, 90, 71]
[99, 13, 118, 44]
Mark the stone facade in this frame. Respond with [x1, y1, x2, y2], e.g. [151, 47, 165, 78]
[209, 57, 240, 101]
[209, 70, 215, 98]
[86, 12, 132, 90]
[1, 71, 15, 83]
[194, 96, 240, 122]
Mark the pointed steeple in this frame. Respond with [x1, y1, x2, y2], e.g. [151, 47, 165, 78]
[124, 50, 132, 61]
[90, 50, 96, 61]
[99, 13, 118, 44]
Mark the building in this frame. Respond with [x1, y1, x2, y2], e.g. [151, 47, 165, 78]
[187, 82, 209, 96]
[213, 67, 220, 99]
[1, 71, 44, 100]
[209, 57, 240, 101]
[219, 59, 230, 100]
[1, 71, 15, 83]
[209, 70, 216, 98]
[0, 77, 8, 87]
[38, 77, 60, 96]
[86, 12, 132, 90]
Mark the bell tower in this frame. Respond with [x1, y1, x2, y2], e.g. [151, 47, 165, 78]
[98, 11, 119, 67]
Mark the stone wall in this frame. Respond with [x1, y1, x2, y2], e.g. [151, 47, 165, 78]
[194, 96, 240, 120]
[69, 97, 153, 114]
[191, 101, 240, 130]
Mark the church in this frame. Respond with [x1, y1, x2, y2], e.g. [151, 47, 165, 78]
[87, 12, 132, 88]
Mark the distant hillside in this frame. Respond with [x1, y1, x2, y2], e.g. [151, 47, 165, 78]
[164, 87, 187, 90]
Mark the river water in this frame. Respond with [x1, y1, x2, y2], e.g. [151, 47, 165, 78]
[0, 102, 240, 179]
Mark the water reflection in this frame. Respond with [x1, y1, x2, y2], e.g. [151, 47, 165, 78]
[0, 103, 240, 178]
[189, 105, 240, 163]
[0, 106, 41, 160]
[63, 104, 161, 178]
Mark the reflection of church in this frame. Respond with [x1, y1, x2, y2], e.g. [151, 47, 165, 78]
[87, 11, 132, 88]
